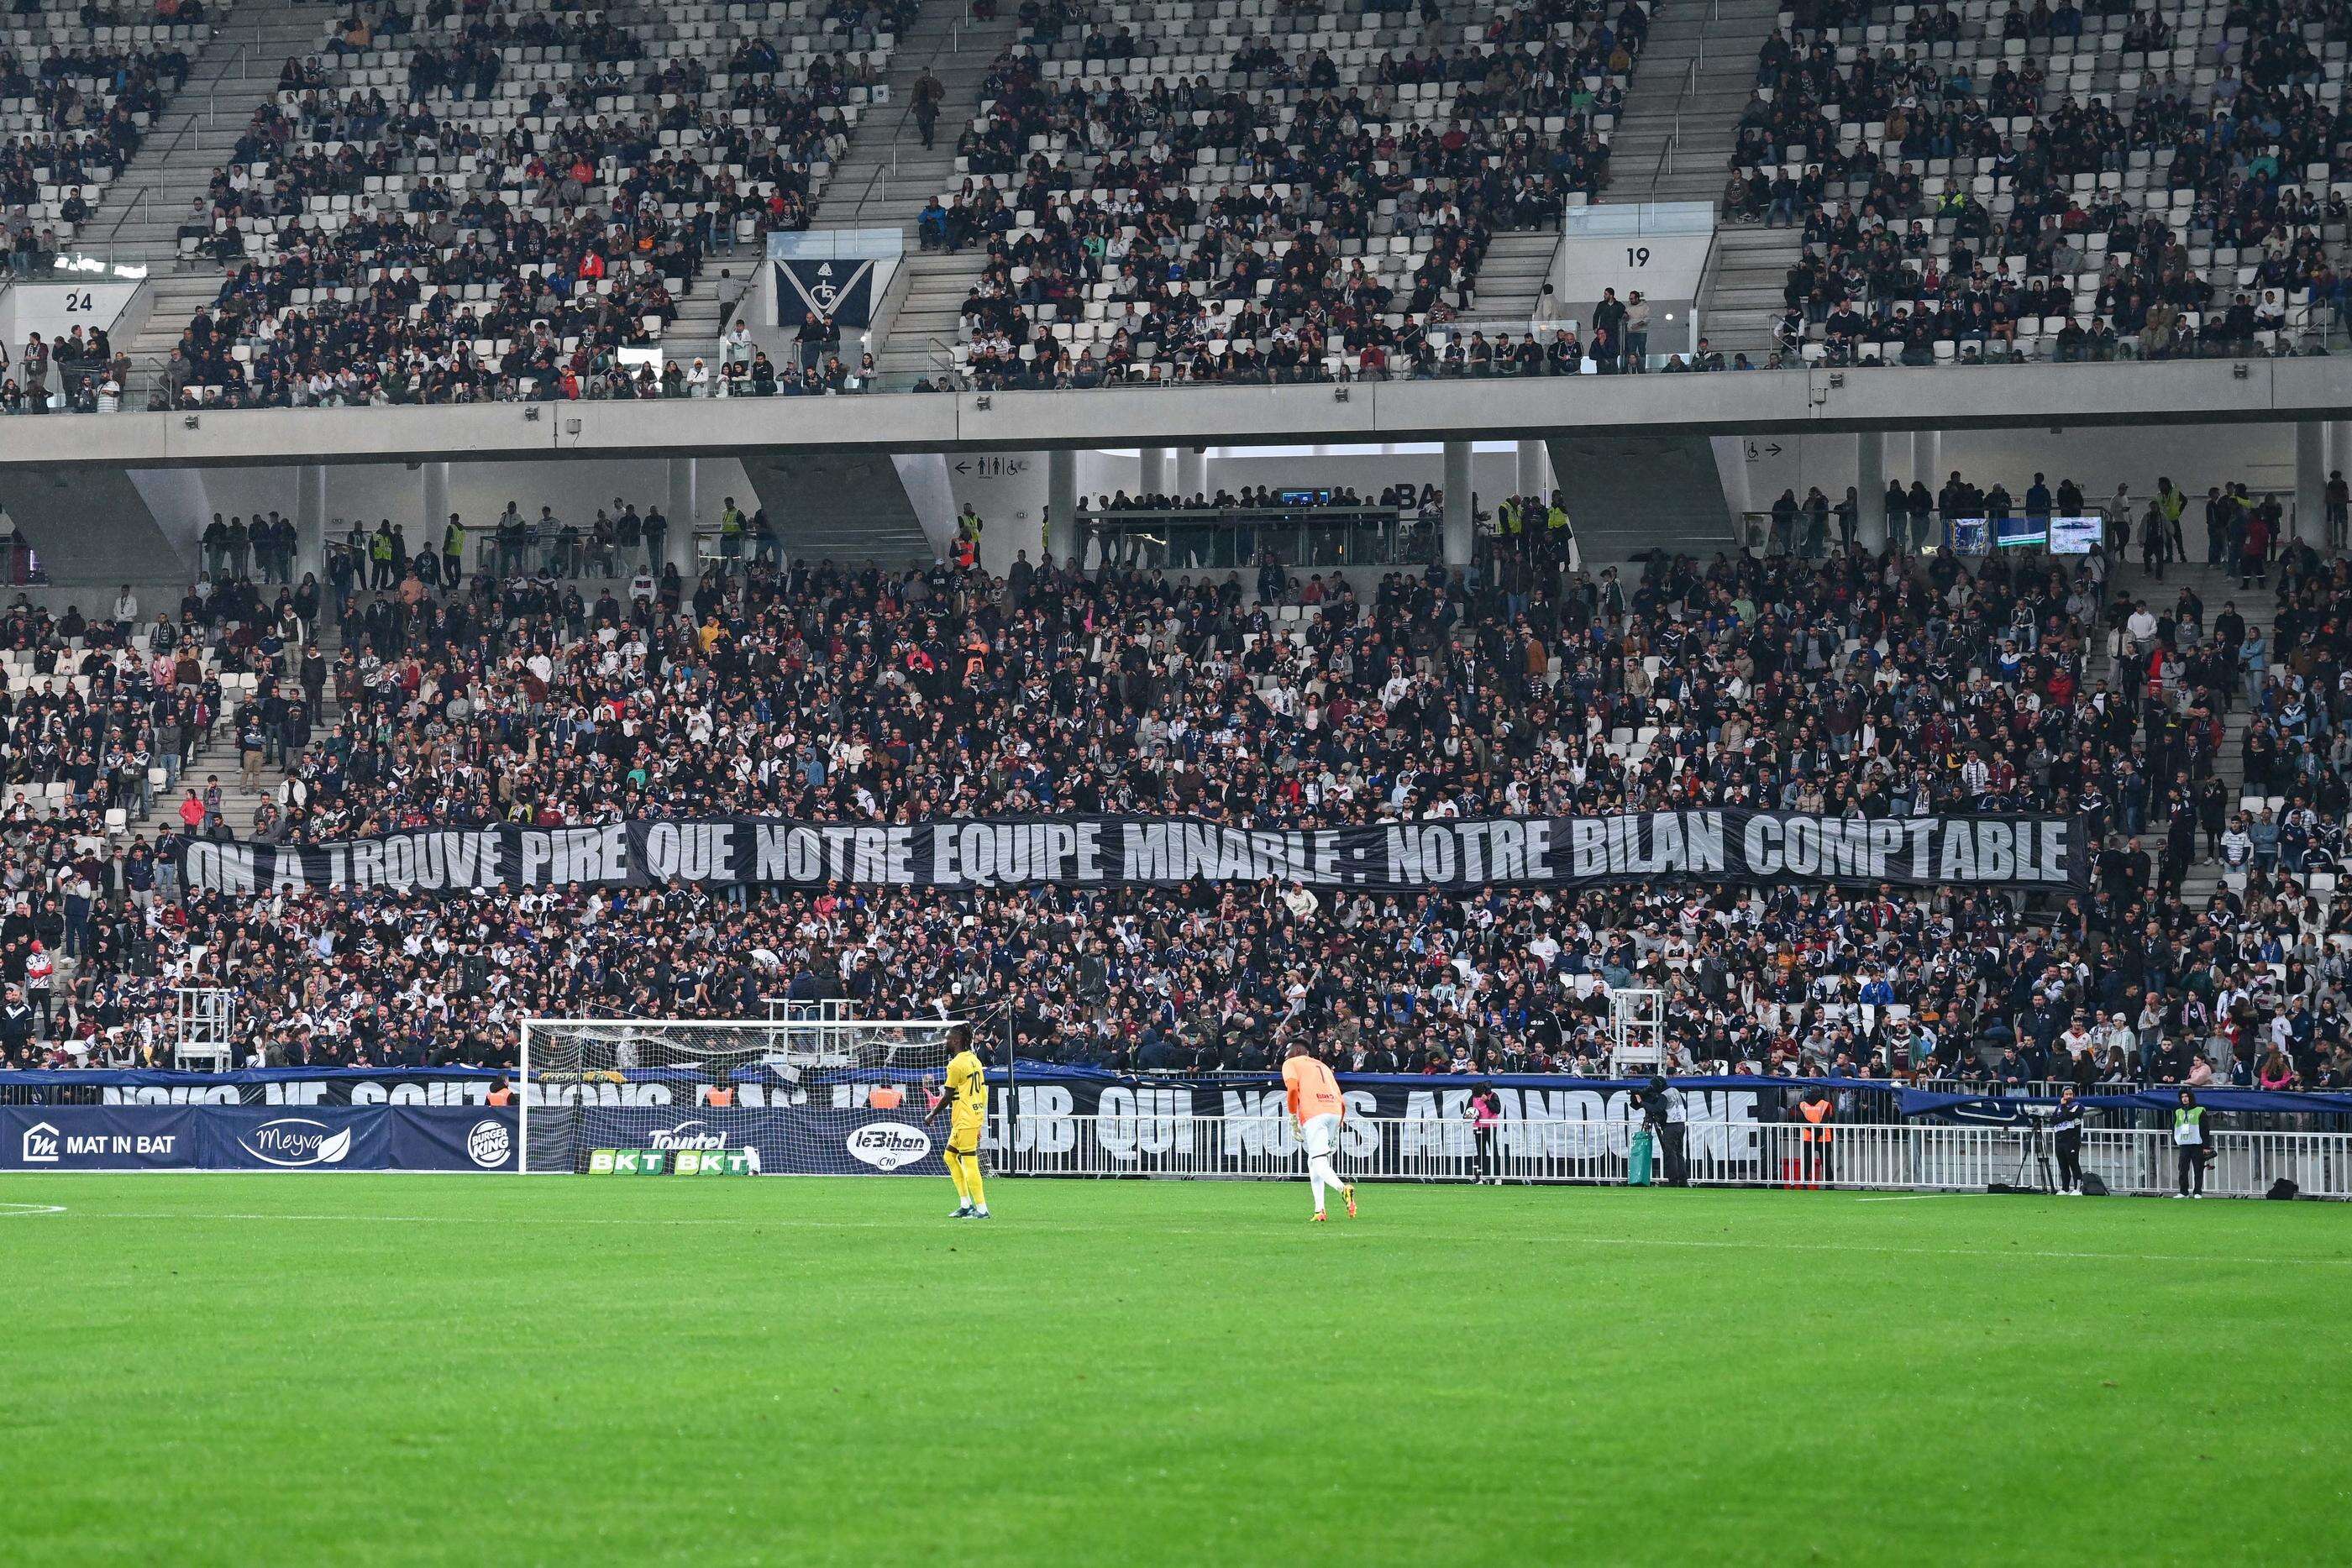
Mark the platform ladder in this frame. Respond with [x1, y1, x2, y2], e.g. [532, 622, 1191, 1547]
[1609, 987, 1667, 1078]
[173, 986, 236, 1071]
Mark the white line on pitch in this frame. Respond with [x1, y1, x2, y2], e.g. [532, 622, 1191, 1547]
[1856, 1193, 1992, 1203]
[0, 1202, 66, 1215]
[56, 1209, 2352, 1269]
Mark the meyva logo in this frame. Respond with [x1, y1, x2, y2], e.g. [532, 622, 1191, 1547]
[847, 1122, 932, 1172]
[648, 1120, 727, 1151]
[238, 1118, 354, 1168]
[20, 1120, 59, 1164]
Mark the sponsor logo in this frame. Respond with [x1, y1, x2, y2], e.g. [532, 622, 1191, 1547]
[587, 1148, 668, 1175]
[466, 1120, 512, 1168]
[648, 1120, 727, 1151]
[236, 1118, 354, 1168]
[846, 1121, 932, 1172]
[20, 1120, 59, 1164]
[673, 1148, 756, 1176]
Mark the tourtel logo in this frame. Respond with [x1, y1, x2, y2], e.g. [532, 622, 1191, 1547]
[238, 1119, 354, 1168]
[846, 1122, 932, 1172]
[648, 1120, 728, 1151]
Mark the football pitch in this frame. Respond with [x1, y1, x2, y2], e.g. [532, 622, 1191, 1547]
[3, 1176, 2346, 1565]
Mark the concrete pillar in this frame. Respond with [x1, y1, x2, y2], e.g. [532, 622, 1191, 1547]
[666, 457, 701, 579]
[2335, 420, 2352, 547]
[421, 461, 449, 538]
[1442, 439, 1474, 566]
[295, 464, 326, 582]
[1175, 446, 1206, 502]
[1856, 431, 1887, 553]
[2296, 421, 2328, 545]
[1138, 446, 1168, 498]
[1515, 438, 1550, 499]
[1912, 428, 1940, 489]
[1047, 448, 1079, 563]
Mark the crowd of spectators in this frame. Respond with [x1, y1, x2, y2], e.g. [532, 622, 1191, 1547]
[143, 0, 911, 408]
[1728, 0, 2352, 366]
[931, 0, 1638, 387]
[5, 469, 2352, 1101]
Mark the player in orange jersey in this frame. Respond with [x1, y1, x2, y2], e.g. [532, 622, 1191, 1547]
[1282, 1041, 1356, 1221]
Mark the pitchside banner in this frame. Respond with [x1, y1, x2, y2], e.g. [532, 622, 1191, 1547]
[0, 1067, 508, 1106]
[570, 1105, 947, 1177]
[0, 1104, 518, 1171]
[176, 811, 2088, 897]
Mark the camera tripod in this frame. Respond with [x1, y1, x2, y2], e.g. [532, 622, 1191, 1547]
[2013, 1114, 2055, 1193]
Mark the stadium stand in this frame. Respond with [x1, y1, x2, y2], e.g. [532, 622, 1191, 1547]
[129, 0, 908, 406]
[10, 465, 2352, 1109]
[0, 0, 218, 328]
[924, 0, 1641, 387]
[1718, 0, 2352, 364]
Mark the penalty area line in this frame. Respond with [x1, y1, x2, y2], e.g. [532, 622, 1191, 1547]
[0, 1201, 66, 1215]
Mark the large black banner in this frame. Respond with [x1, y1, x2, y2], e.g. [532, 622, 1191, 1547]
[176, 811, 2087, 898]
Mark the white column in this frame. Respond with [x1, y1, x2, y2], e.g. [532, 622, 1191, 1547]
[1912, 428, 1940, 488]
[1138, 446, 1168, 498]
[421, 460, 449, 538]
[2296, 421, 2328, 545]
[1515, 438, 1550, 499]
[1442, 439, 1474, 566]
[666, 457, 701, 578]
[1856, 430, 1887, 553]
[295, 464, 327, 581]
[1175, 446, 1206, 502]
[2334, 421, 2352, 547]
[1047, 448, 1079, 563]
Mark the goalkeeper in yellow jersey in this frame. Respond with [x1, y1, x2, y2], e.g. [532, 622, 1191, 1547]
[926, 1027, 991, 1219]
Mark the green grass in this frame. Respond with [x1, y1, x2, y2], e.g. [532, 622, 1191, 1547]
[0, 1177, 2347, 1565]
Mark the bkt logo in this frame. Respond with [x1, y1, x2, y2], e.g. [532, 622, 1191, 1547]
[846, 1122, 932, 1172]
[21, 1120, 59, 1163]
[648, 1120, 728, 1151]
[237, 1119, 354, 1168]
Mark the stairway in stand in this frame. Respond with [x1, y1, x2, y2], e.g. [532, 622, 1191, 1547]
[2093, 558, 2282, 903]
[99, 0, 333, 378]
[1469, 231, 1560, 323]
[821, 0, 1016, 381]
[1599, 0, 1778, 206]
[195, 606, 345, 841]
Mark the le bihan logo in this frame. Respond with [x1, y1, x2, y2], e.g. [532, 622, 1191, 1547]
[846, 1122, 932, 1172]
[238, 1119, 354, 1168]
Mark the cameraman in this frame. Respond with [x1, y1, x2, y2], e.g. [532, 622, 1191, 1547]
[1644, 1074, 1690, 1187]
[2050, 1086, 2086, 1194]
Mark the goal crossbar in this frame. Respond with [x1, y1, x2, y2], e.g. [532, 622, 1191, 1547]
[517, 1016, 975, 1176]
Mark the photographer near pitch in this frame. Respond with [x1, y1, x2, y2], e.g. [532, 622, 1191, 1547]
[2172, 1088, 2216, 1198]
[1643, 1075, 1690, 1187]
[2051, 1086, 2087, 1194]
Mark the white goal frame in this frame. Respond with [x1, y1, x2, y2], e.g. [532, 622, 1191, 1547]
[517, 1015, 974, 1175]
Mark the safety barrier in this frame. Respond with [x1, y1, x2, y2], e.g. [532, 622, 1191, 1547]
[996, 1116, 2352, 1198]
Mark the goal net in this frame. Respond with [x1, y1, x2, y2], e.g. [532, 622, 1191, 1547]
[520, 1017, 973, 1176]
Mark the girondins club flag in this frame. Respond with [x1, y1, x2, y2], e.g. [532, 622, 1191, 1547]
[175, 810, 2089, 898]
[775, 257, 875, 327]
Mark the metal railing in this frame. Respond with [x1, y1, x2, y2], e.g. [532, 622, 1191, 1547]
[994, 1114, 2352, 1198]
[1079, 502, 1428, 570]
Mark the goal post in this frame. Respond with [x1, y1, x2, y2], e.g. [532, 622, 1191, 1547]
[518, 1017, 974, 1176]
